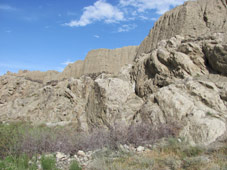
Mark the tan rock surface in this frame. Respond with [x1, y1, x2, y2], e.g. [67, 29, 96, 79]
[60, 46, 138, 79]
[0, 71, 143, 131]
[136, 78, 226, 145]
[136, 0, 227, 58]
[132, 33, 226, 97]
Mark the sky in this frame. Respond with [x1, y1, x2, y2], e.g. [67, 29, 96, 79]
[0, 0, 187, 75]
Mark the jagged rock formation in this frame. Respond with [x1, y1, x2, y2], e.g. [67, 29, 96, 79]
[0, 66, 143, 132]
[136, 0, 227, 58]
[132, 33, 226, 97]
[0, 0, 227, 146]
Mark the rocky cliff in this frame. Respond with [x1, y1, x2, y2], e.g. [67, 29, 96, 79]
[0, 0, 227, 146]
[136, 0, 227, 58]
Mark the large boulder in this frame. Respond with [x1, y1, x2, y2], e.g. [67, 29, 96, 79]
[135, 78, 227, 145]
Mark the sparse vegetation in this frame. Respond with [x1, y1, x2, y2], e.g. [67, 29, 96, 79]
[89, 139, 227, 170]
[0, 121, 180, 158]
[0, 121, 226, 170]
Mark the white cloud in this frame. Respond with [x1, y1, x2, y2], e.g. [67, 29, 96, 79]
[119, 0, 187, 14]
[65, 0, 124, 27]
[94, 35, 100, 38]
[118, 24, 137, 32]
[62, 60, 74, 65]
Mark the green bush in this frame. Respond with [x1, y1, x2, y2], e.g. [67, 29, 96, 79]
[0, 123, 21, 158]
[69, 160, 82, 170]
[41, 156, 58, 170]
[0, 154, 37, 170]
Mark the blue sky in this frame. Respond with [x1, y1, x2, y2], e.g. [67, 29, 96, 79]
[0, 0, 187, 75]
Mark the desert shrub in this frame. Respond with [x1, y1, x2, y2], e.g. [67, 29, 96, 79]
[69, 161, 82, 170]
[0, 122, 76, 158]
[41, 156, 58, 170]
[123, 121, 181, 147]
[0, 122, 24, 158]
[74, 121, 182, 152]
[19, 126, 74, 156]
[0, 120, 181, 158]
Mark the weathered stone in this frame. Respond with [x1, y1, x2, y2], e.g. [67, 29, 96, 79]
[135, 79, 226, 145]
[203, 43, 227, 75]
[136, 146, 145, 152]
[136, 0, 227, 58]
[56, 152, 67, 161]
[77, 150, 86, 157]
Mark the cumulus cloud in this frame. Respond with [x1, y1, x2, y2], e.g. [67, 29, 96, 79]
[65, 0, 124, 27]
[118, 24, 137, 32]
[119, 0, 187, 14]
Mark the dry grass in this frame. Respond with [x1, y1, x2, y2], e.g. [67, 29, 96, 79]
[88, 138, 227, 170]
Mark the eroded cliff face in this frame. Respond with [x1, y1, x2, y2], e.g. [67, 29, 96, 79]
[0, 0, 227, 146]
[136, 0, 227, 58]
[61, 46, 138, 79]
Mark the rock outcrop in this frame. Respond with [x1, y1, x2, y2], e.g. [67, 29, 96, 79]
[0, 65, 143, 132]
[0, 0, 227, 146]
[132, 33, 227, 97]
[136, 0, 227, 58]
